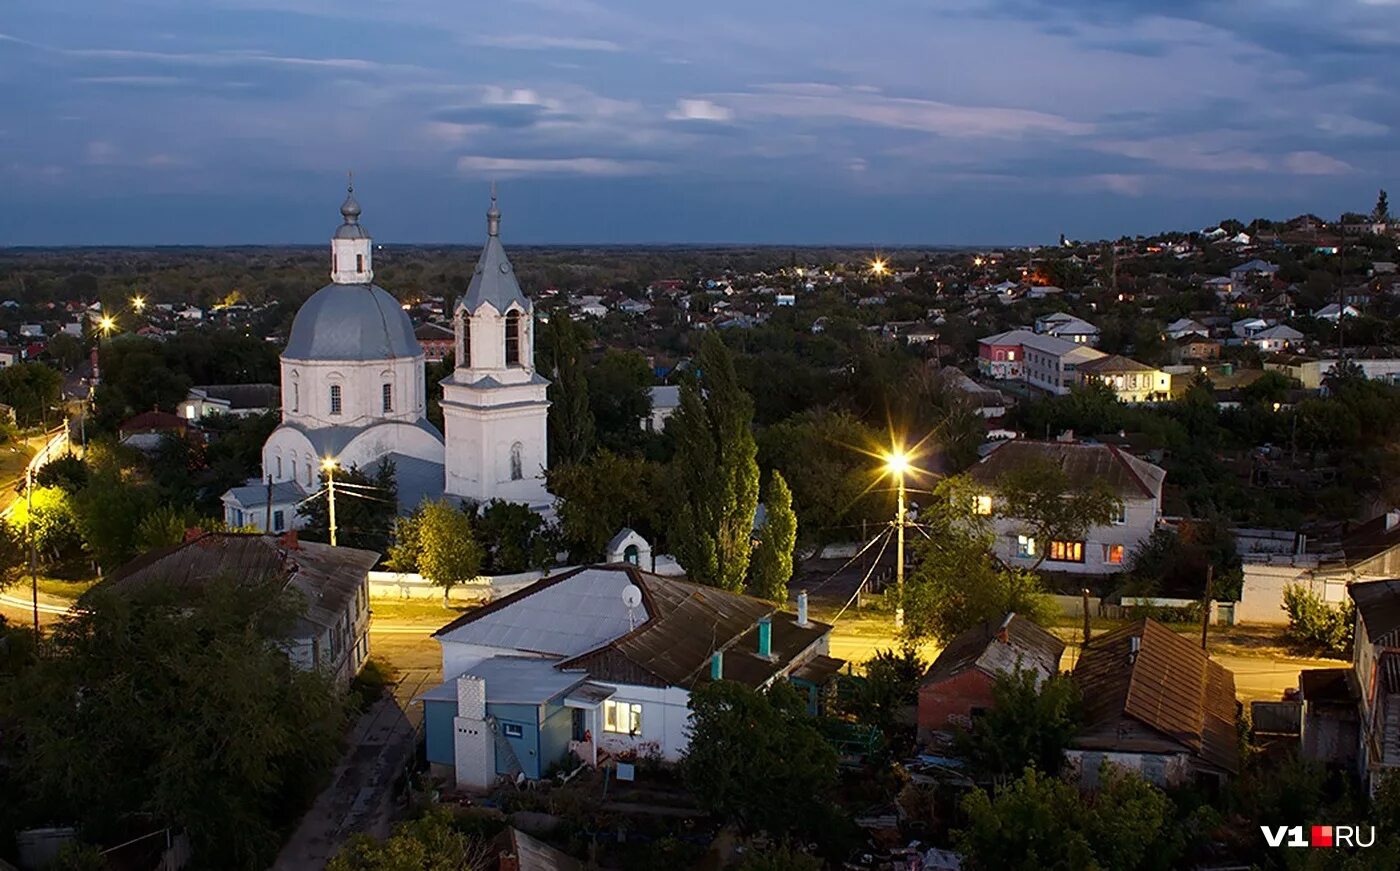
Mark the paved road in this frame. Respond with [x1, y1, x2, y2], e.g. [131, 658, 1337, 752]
[0, 425, 70, 519]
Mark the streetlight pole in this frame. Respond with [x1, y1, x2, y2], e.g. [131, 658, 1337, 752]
[27, 464, 37, 637]
[323, 458, 338, 547]
[894, 466, 906, 630]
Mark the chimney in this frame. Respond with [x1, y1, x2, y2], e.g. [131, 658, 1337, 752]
[498, 852, 519, 871]
[710, 650, 723, 681]
[757, 617, 773, 658]
[183, 526, 204, 543]
[279, 530, 299, 550]
[796, 590, 810, 627]
[1128, 635, 1141, 665]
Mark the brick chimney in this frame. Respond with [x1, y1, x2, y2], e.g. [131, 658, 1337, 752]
[183, 527, 204, 543]
[279, 530, 299, 550]
[498, 851, 519, 871]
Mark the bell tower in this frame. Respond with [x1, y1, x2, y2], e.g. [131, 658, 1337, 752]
[330, 176, 373, 285]
[440, 189, 552, 508]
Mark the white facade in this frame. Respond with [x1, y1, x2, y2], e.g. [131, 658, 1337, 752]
[988, 493, 1160, 575]
[440, 194, 552, 508]
[1021, 333, 1107, 395]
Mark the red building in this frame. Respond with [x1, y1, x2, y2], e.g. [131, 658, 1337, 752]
[414, 322, 455, 363]
[975, 329, 1032, 380]
[917, 612, 1065, 743]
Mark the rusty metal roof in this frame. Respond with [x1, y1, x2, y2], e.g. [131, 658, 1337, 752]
[970, 439, 1165, 500]
[1073, 618, 1239, 773]
[920, 612, 1065, 688]
[98, 532, 378, 635]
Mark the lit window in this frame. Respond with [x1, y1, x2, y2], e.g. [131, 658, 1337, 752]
[1111, 504, 1126, 525]
[1049, 540, 1085, 563]
[1103, 544, 1125, 565]
[1016, 535, 1036, 558]
[502, 722, 524, 739]
[603, 700, 642, 735]
[329, 384, 342, 415]
[1008, 350, 1016, 361]
[381, 382, 392, 413]
[973, 494, 993, 515]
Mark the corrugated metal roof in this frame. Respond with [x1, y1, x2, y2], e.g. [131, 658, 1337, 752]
[1073, 618, 1239, 773]
[920, 612, 1064, 687]
[433, 566, 644, 657]
[970, 440, 1165, 500]
[1350, 579, 1400, 644]
[284, 283, 420, 361]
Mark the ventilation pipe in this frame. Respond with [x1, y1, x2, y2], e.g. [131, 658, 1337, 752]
[796, 590, 810, 628]
[710, 650, 723, 680]
[757, 617, 773, 658]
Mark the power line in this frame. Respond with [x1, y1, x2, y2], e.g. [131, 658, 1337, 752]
[830, 527, 894, 625]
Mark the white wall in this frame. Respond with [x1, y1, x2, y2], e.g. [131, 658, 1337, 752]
[991, 496, 1157, 575]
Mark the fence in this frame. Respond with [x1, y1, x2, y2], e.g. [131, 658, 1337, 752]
[367, 556, 686, 602]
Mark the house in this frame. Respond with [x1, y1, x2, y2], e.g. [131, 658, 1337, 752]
[1034, 312, 1100, 345]
[118, 410, 195, 453]
[221, 480, 305, 532]
[976, 329, 1032, 380]
[1068, 619, 1239, 788]
[92, 532, 374, 686]
[421, 566, 844, 789]
[1203, 277, 1235, 296]
[916, 613, 1064, 742]
[1168, 334, 1222, 364]
[414, 322, 455, 363]
[644, 385, 681, 433]
[0, 346, 23, 368]
[1232, 317, 1271, 338]
[1020, 333, 1106, 395]
[490, 828, 581, 871]
[944, 369, 1009, 419]
[1346, 579, 1400, 790]
[1312, 303, 1361, 323]
[1076, 355, 1170, 403]
[177, 384, 280, 421]
[967, 440, 1165, 575]
[1247, 324, 1304, 353]
[1163, 318, 1209, 341]
[1230, 259, 1279, 285]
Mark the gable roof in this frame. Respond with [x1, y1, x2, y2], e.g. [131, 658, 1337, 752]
[1077, 354, 1157, 375]
[921, 612, 1064, 687]
[1073, 619, 1239, 773]
[968, 440, 1165, 500]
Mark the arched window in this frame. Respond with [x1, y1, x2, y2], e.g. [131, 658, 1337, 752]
[505, 310, 521, 366]
[381, 382, 393, 413]
[291, 378, 299, 412]
[305, 460, 312, 486]
[356, 253, 364, 273]
[460, 313, 472, 367]
[509, 442, 523, 481]
[623, 544, 640, 566]
[276, 455, 283, 479]
[329, 384, 342, 415]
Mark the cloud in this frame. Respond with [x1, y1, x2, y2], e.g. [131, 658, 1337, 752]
[455, 155, 656, 177]
[1282, 150, 1352, 176]
[1093, 135, 1272, 172]
[1086, 173, 1147, 196]
[721, 83, 1092, 138]
[75, 75, 186, 86]
[470, 34, 621, 52]
[667, 98, 733, 123]
[1314, 113, 1389, 137]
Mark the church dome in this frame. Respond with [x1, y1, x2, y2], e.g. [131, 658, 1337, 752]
[283, 283, 421, 361]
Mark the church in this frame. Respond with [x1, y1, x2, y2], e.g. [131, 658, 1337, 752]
[220, 184, 552, 532]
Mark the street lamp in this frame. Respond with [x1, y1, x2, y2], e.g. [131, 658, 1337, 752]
[98, 314, 116, 336]
[131, 295, 146, 314]
[882, 448, 911, 629]
[870, 257, 889, 278]
[321, 457, 338, 547]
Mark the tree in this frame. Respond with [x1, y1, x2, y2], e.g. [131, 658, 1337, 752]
[472, 499, 555, 573]
[0, 522, 24, 590]
[992, 456, 1120, 572]
[328, 808, 491, 871]
[667, 334, 760, 591]
[954, 668, 1080, 779]
[35, 454, 88, 492]
[548, 451, 664, 560]
[1123, 522, 1243, 601]
[71, 444, 157, 570]
[1375, 189, 1391, 224]
[300, 459, 398, 552]
[2, 577, 345, 870]
[1283, 583, 1354, 656]
[1322, 358, 1366, 396]
[587, 348, 653, 454]
[0, 362, 63, 427]
[756, 407, 884, 543]
[683, 680, 838, 837]
[541, 312, 595, 465]
[9, 484, 84, 565]
[844, 646, 925, 745]
[415, 499, 483, 604]
[44, 332, 85, 372]
[748, 471, 796, 601]
[135, 504, 201, 550]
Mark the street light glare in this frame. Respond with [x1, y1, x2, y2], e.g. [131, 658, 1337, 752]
[884, 450, 910, 477]
[321, 457, 338, 471]
[98, 315, 116, 334]
[870, 258, 888, 276]
[131, 295, 145, 312]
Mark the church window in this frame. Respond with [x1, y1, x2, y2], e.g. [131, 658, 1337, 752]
[382, 382, 393, 413]
[291, 380, 299, 412]
[505, 311, 521, 366]
[356, 254, 364, 273]
[305, 461, 312, 485]
[329, 384, 342, 415]
[510, 442, 523, 481]
[276, 456, 283, 479]
[624, 544, 640, 565]
[461, 313, 472, 367]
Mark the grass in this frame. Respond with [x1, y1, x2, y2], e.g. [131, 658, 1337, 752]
[34, 576, 99, 601]
[368, 597, 479, 622]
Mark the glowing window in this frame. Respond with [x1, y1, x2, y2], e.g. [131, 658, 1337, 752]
[1049, 540, 1085, 563]
[1103, 544, 1125, 565]
[603, 700, 642, 735]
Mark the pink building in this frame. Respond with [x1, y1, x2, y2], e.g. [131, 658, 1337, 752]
[977, 329, 1034, 380]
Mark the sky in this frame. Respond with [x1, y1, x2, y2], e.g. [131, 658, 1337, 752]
[2, 0, 1398, 246]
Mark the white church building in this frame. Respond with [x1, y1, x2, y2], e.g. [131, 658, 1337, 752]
[221, 185, 551, 530]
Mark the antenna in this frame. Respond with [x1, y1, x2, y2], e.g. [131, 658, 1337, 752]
[621, 583, 642, 630]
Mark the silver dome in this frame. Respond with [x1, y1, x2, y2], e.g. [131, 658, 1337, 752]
[284, 283, 421, 361]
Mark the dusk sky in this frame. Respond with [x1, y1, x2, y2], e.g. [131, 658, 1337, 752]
[2, 0, 1398, 246]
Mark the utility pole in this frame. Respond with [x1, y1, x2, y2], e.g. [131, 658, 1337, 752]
[894, 467, 906, 630]
[27, 465, 37, 638]
[1201, 564, 1214, 651]
[1082, 587, 1092, 649]
[265, 475, 273, 532]
[325, 463, 338, 548]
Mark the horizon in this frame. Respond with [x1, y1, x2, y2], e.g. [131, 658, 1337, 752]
[3, 1, 1397, 246]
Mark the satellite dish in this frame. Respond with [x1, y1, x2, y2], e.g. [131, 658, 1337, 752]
[621, 584, 642, 609]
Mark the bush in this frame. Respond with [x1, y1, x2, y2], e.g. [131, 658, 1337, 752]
[1282, 583, 1354, 657]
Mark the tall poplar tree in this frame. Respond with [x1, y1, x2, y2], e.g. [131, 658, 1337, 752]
[748, 471, 796, 602]
[667, 334, 760, 591]
[541, 312, 595, 465]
